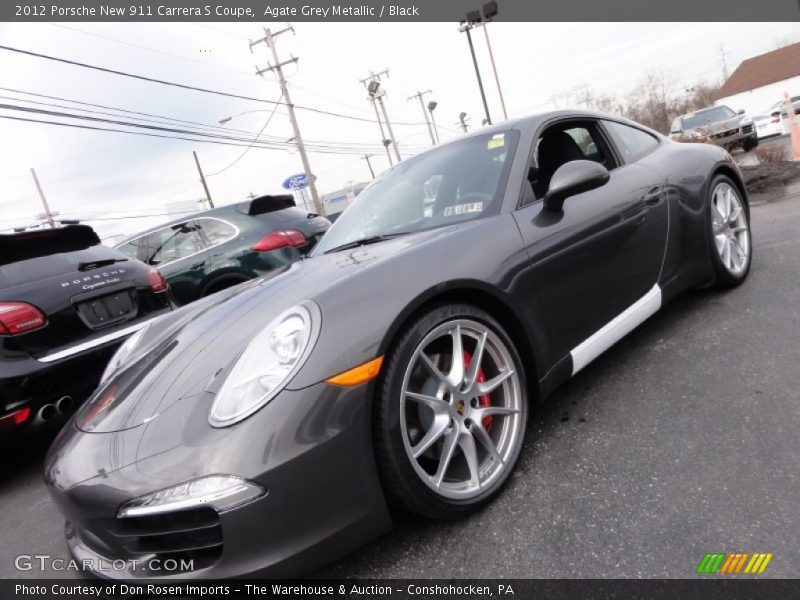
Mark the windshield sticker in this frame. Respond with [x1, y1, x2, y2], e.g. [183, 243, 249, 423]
[487, 134, 505, 150]
[444, 202, 484, 217]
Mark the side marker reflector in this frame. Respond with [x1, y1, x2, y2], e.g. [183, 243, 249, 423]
[326, 356, 384, 387]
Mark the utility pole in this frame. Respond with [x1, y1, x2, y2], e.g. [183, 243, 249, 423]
[193, 151, 215, 209]
[361, 70, 401, 162]
[251, 26, 324, 216]
[477, 22, 507, 120]
[30, 168, 55, 228]
[459, 21, 492, 126]
[457, 112, 470, 133]
[718, 44, 730, 81]
[362, 154, 375, 178]
[408, 90, 436, 145]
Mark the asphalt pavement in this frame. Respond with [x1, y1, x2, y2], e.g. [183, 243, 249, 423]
[2, 191, 799, 579]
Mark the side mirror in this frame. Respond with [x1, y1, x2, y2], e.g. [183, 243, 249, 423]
[737, 109, 745, 115]
[543, 160, 610, 211]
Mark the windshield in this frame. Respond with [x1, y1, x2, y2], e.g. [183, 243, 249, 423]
[312, 130, 520, 255]
[682, 106, 736, 130]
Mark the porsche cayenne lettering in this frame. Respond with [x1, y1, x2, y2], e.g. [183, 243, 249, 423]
[45, 111, 751, 578]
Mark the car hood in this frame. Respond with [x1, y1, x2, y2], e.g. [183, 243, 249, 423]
[75, 227, 449, 433]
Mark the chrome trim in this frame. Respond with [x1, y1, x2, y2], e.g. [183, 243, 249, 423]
[115, 217, 240, 269]
[570, 284, 662, 375]
[37, 318, 156, 364]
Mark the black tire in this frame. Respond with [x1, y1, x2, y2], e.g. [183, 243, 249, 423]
[742, 137, 758, 152]
[706, 174, 752, 289]
[373, 303, 528, 519]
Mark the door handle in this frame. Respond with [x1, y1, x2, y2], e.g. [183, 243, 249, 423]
[643, 185, 663, 206]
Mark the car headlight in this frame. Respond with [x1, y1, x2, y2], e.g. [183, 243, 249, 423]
[100, 323, 151, 384]
[117, 475, 265, 517]
[209, 302, 320, 427]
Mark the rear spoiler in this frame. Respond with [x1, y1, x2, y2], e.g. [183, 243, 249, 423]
[0, 225, 101, 266]
[235, 194, 296, 216]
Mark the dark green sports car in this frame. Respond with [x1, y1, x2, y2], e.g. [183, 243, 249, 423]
[116, 195, 330, 306]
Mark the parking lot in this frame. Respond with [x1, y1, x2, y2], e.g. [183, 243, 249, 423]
[1, 184, 798, 579]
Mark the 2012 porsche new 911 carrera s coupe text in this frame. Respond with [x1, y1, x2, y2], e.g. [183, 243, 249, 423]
[45, 110, 751, 578]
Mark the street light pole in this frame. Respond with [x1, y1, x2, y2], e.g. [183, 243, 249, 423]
[460, 22, 491, 126]
[478, 22, 507, 120]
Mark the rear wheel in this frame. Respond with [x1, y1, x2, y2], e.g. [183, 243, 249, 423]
[707, 176, 751, 288]
[374, 304, 527, 519]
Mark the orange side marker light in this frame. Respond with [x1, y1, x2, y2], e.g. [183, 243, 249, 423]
[326, 356, 384, 387]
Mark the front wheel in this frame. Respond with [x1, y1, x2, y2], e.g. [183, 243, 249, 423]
[374, 304, 527, 519]
[707, 175, 752, 288]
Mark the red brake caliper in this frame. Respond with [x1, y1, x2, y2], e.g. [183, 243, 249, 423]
[463, 351, 492, 431]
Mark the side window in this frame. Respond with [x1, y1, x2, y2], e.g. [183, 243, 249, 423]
[130, 224, 205, 266]
[195, 218, 237, 246]
[528, 121, 615, 200]
[606, 121, 659, 162]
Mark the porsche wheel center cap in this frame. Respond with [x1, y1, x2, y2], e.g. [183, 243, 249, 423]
[455, 398, 467, 416]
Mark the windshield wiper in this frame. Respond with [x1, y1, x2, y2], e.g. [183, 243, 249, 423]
[78, 258, 128, 271]
[323, 232, 410, 254]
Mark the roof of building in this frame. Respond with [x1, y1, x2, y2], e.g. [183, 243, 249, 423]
[714, 42, 800, 100]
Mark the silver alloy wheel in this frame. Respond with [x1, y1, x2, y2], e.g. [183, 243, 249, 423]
[399, 319, 523, 500]
[711, 182, 750, 275]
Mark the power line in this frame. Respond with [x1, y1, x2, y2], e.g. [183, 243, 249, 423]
[0, 113, 412, 156]
[206, 91, 284, 177]
[49, 23, 255, 77]
[0, 86, 426, 150]
[0, 44, 432, 127]
[0, 103, 423, 154]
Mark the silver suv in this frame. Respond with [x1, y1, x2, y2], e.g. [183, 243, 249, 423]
[670, 105, 758, 152]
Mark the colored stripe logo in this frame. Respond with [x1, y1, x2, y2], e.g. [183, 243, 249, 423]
[697, 552, 773, 574]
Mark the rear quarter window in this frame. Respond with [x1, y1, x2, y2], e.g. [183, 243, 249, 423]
[606, 121, 659, 162]
[194, 218, 238, 246]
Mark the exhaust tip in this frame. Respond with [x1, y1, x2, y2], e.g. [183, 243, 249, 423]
[38, 404, 56, 422]
[56, 396, 74, 414]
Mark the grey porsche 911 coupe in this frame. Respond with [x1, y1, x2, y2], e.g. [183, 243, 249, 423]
[45, 110, 751, 578]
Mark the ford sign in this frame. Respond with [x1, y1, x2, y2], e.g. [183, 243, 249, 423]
[282, 173, 316, 190]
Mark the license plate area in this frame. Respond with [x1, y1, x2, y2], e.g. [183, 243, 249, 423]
[76, 289, 137, 330]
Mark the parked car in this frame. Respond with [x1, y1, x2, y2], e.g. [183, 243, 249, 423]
[670, 105, 758, 151]
[115, 195, 331, 306]
[766, 95, 800, 115]
[0, 225, 172, 436]
[47, 111, 751, 578]
[753, 114, 784, 139]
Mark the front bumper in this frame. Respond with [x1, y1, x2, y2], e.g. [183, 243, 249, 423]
[708, 126, 756, 147]
[44, 382, 392, 579]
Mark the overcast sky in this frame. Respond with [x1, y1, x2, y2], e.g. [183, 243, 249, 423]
[1, 21, 798, 240]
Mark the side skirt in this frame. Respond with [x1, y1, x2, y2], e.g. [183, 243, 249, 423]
[570, 284, 662, 376]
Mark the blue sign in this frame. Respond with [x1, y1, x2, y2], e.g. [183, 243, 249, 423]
[282, 173, 316, 190]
